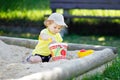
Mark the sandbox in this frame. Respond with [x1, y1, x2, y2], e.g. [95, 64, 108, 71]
[0, 36, 117, 80]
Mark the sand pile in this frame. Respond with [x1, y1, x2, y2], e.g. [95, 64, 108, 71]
[0, 40, 78, 80]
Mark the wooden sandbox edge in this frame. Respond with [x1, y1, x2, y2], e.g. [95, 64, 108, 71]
[0, 36, 117, 54]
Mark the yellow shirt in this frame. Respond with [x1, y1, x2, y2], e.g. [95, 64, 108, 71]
[32, 28, 63, 56]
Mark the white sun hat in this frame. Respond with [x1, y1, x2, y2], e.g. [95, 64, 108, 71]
[47, 13, 68, 27]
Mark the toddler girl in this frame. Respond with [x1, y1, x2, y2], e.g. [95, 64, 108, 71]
[26, 13, 67, 63]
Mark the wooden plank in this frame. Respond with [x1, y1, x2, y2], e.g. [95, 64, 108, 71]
[50, 3, 120, 9]
[63, 15, 120, 19]
[50, 0, 120, 3]
[44, 14, 120, 19]
[0, 36, 117, 53]
[49, 0, 120, 19]
[68, 43, 117, 54]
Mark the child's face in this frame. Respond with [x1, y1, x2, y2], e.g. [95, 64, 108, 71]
[48, 23, 63, 34]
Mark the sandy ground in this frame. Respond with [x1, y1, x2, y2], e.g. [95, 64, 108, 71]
[0, 40, 78, 80]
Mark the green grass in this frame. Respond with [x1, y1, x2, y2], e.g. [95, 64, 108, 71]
[64, 34, 120, 50]
[81, 58, 120, 80]
[0, 30, 38, 39]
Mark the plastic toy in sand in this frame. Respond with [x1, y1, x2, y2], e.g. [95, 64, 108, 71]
[77, 49, 94, 58]
[49, 43, 68, 61]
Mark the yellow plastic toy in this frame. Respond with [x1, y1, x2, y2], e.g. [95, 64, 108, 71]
[77, 49, 94, 58]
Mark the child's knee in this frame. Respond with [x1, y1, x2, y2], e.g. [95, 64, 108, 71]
[29, 56, 42, 63]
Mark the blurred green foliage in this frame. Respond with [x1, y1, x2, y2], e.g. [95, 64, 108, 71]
[0, 0, 120, 22]
[0, 0, 51, 21]
[0, 0, 49, 11]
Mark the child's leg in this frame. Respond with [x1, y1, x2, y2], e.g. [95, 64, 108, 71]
[26, 54, 52, 63]
[28, 55, 42, 63]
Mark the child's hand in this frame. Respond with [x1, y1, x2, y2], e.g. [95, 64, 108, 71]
[50, 36, 56, 42]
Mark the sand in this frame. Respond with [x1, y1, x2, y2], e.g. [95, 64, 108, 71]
[0, 40, 78, 80]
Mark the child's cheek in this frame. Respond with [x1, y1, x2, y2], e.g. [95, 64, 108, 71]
[51, 28, 54, 31]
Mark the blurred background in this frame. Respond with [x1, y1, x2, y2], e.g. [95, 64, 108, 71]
[0, 0, 120, 36]
[0, 0, 120, 80]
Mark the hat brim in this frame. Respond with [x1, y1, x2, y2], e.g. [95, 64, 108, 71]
[55, 21, 68, 27]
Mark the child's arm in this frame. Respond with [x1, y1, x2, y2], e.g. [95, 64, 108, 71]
[39, 33, 50, 40]
[39, 33, 56, 42]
